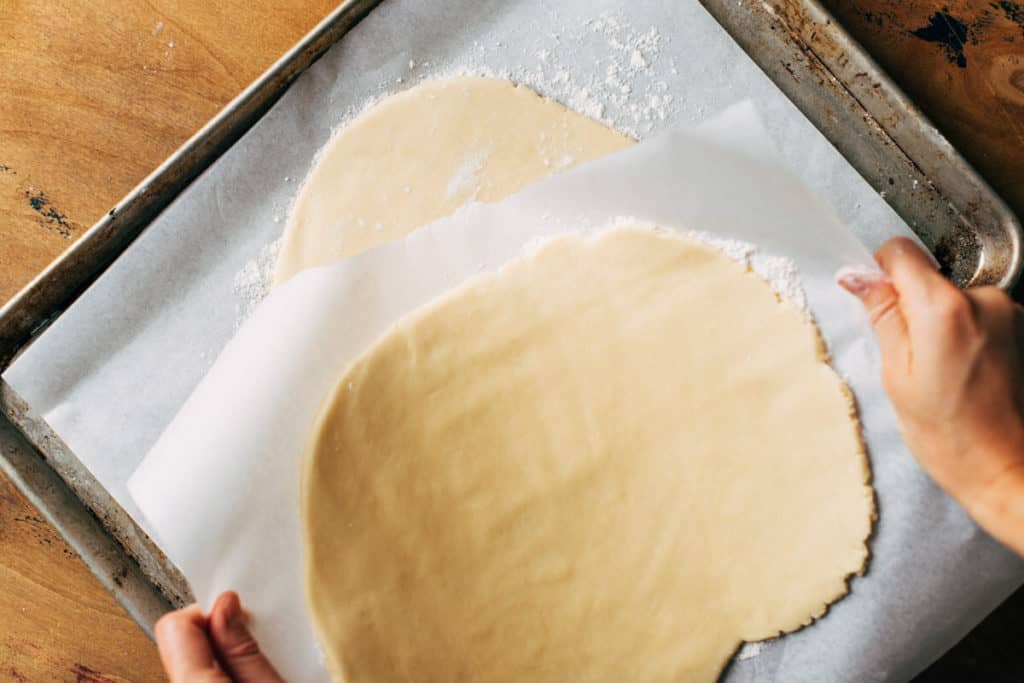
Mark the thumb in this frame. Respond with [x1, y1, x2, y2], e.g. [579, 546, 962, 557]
[208, 592, 285, 683]
[154, 605, 230, 683]
[837, 265, 909, 360]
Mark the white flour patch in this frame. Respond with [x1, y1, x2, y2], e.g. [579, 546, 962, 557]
[520, 220, 808, 314]
[737, 640, 769, 661]
[232, 238, 282, 327]
[446, 147, 494, 200]
[254, 11, 806, 325]
[750, 252, 809, 312]
[604, 218, 809, 312]
[319, 9, 678, 145]
[234, 222, 807, 330]
[687, 234, 808, 312]
[695, 233, 808, 312]
[277, 9, 682, 270]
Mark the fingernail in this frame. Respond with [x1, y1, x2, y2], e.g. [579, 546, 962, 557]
[836, 265, 890, 297]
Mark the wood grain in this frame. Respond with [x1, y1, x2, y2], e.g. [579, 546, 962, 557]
[0, 0, 338, 303]
[0, 0, 1022, 681]
[817, 2, 1024, 674]
[821, 0, 1024, 219]
[0, 1, 336, 681]
[0, 476, 165, 683]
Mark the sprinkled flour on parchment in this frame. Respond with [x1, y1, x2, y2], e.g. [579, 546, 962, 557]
[232, 238, 281, 327]
[452, 10, 675, 138]
[330, 9, 679, 144]
[737, 641, 767, 661]
[231, 8, 804, 365]
[231, 10, 695, 323]
[575, 218, 808, 314]
[683, 231, 809, 313]
[232, 225, 807, 330]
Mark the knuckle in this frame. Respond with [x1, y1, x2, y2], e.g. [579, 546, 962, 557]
[225, 635, 263, 660]
[933, 290, 972, 326]
[881, 364, 905, 397]
[969, 285, 999, 304]
[974, 286, 1014, 314]
[868, 296, 900, 327]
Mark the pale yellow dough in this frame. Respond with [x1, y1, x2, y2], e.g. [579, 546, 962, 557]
[274, 76, 633, 284]
[302, 228, 874, 683]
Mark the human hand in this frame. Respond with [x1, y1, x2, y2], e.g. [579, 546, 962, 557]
[838, 237, 1024, 555]
[155, 591, 284, 683]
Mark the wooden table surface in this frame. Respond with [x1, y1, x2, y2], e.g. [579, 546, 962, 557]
[1, 1, 1022, 680]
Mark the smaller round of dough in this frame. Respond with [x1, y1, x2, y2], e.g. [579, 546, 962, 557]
[302, 228, 874, 683]
[274, 76, 633, 284]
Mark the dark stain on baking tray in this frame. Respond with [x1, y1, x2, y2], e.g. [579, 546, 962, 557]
[909, 11, 970, 67]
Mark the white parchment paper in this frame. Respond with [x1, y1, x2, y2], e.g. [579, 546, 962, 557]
[125, 102, 1023, 682]
[5, 0, 1023, 681]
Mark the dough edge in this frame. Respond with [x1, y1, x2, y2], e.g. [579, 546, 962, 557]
[273, 75, 634, 285]
[300, 226, 876, 681]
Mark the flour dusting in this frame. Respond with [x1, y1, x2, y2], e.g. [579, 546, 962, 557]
[232, 238, 282, 326]
[604, 219, 809, 312]
[737, 641, 768, 661]
[446, 147, 494, 200]
[233, 10, 807, 325]
[324, 10, 678, 142]
[686, 233, 808, 312]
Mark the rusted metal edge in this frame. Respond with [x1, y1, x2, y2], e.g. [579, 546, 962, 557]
[0, 0, 386, 373]
[0, 0, 385, 636]
[702, 0, 1023, 289]
[0, 381, 192, 608]
[2, 0, 1020, 641]
[0, 412, 171, 638]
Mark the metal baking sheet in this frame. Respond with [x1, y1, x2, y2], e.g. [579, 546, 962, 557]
[0, 0, 385, 619]
[0, 0, 1020, 670]
[705, 0, 1021, 289]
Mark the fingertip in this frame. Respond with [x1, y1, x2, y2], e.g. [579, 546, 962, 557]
[154, 605, 218, 682]
[209, 591, 244, 639]
[874, 237, 959, 318]
[208, 593, 285, 682]
[154, 611, 175, 641]
[210, 591, 259, 656]
[155, 604, 205, 642]
[875, 237, 937, 274]
[212, 591, 240, 619]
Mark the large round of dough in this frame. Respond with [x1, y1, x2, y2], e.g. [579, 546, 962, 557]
[274, 76, 633, 284]
[302, 228, 874, 683]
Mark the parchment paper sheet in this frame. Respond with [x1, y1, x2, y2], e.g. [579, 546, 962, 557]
[125, 102, 1022, 682]
[5, 0, 1023, 681]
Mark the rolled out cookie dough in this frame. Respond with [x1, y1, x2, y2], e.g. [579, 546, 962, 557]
[302, 228, 875, 683]
[274, 76, 633, 284]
